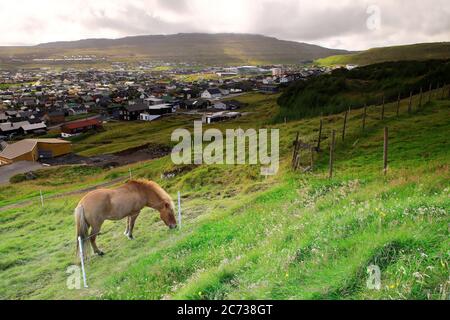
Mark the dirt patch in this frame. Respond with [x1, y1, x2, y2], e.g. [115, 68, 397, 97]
[161, 164, 198, 179]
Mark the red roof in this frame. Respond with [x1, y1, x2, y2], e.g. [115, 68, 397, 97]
[63, 119, 101, 130]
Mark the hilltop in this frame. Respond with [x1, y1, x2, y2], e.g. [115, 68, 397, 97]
[316, 42, 450, 66]
[0, 33, 351, 66]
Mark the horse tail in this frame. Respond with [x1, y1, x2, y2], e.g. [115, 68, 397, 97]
[75, 204, 90, 258]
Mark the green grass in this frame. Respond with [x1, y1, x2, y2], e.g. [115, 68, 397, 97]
[276, 59, 450, 121]
[0, 92, 448, 300]
[316, 42, 450, 66]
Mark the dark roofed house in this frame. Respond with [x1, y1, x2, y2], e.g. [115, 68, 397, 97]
[61, 119, 102, 138]
[259, 85, 279, 94]
[119, 104, 148, 121]
[224, 100, 247, 110]
[148, 104, 173, 116]
[20, 122, 48, 135]
[43, 110, 66, 125]
[68, 105, 88, 116]
[201, 88, 222, 99]
[183, 98, 211, 110]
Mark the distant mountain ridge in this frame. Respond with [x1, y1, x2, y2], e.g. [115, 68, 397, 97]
[0, 33, 351, 65]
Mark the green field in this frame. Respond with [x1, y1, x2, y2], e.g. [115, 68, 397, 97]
[277, 59, 450, 121]
[316, 42, 450, 66]
[0, 90, 449, 299]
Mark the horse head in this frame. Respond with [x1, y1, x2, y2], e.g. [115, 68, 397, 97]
[158, 199, 177, 230]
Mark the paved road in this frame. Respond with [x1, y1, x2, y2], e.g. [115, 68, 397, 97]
[0, 161, 44, 184]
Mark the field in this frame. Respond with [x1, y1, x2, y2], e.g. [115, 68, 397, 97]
[0, 91, 449, 300]
[316, 42, 450, 66]
[277, 59, 450, 121]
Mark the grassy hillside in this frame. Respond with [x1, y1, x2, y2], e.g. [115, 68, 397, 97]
[0, 33, 351, 66]
[276, 59, 450, 121]
[316, 42, 450, 66]
[0, 91, 449, 300]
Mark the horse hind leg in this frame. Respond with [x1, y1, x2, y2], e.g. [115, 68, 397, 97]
[89, 223, 104, 256]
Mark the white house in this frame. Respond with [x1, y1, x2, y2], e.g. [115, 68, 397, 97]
[201, 88, 222, 99]
[212, 101, 227, 110]
[139, 113, 161, 122]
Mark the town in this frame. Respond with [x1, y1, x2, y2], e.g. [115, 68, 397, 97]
[0, 64, 327, 169]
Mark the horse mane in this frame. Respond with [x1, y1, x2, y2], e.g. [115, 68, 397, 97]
[127, 179, 174, 209]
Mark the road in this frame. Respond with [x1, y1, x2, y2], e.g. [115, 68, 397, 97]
[0, 161, 44, 184]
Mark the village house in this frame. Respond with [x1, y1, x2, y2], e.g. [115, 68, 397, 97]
[144, 97, 164, 106]
[119, 103, 149, 121]
[211, 101, 227, 110]
[139, 113, 162, 122]
[67, 105, 88, 116]
[20, 122, 48, 135]
[61, 119, 102, 138]
[201, 88, 222, 99]
[42, 110, 65, 125]
[202, 111, 241, 124]
[148, 103, 174, 115]
[0, 121, 31, 136]
[259, 85, 279, 94]
[0, 138, 72, 165]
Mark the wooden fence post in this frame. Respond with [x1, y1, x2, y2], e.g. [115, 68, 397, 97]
[317, 118, 323, 151]
[381, 95, 385, 120]
[419, 87, 423, 108]
[294, 149, 301, 171]
[428, 83, 432, 103]
[40, 190, 44, 207]
[292, 132, 299, 169]
[408, 91, 413, 114]
[383, 127, 388, 176]
[342, 109, 348, 141]
[362, 104, 367, 131]
[329, 130, 336, 179]
[396, 93, 400, 117]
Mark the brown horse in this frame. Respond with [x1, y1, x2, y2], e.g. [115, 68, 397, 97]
[75, 179, 177, 256]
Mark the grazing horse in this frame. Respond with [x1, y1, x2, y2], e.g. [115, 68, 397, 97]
[75, 179, 177, 256]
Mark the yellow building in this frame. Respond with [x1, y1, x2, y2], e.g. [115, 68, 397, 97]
[0, 139, 72, 165]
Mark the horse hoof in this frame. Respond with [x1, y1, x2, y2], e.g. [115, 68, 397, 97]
[127, 235, 134, 240]
[97, 251, 105, 256]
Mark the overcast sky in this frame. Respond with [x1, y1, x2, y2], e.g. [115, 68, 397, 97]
[0, 0, 449, 50]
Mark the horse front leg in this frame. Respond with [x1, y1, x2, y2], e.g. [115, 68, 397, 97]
[124, 216, 130, 237]
[126, 212, 140, 240]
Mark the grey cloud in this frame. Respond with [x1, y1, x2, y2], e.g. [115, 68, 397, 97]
[156, 0, 189, 12]
[0, 0, 449, 49]
[82, 4, 198, 36]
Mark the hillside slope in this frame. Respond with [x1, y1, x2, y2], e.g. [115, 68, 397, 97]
[0, 33, 350, 65]
[316, 42, 450, 66]
[277, 59, 450, 121]
[0, 91, 448, 300]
